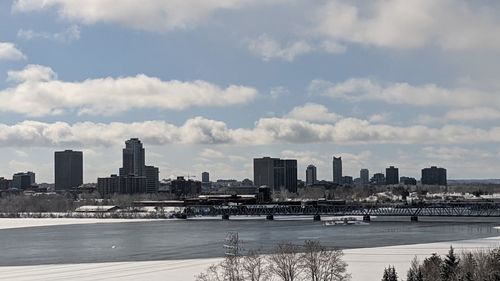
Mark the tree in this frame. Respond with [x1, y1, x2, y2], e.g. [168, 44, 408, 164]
[458, 252, 476, 281]
[241, 250, 268, 281]
[381, 266, 398, 281]
[268, 242, 303, 281]
[421, 254, 442, 281]
[407, 257, 423, 281]
[301, 240, 350, 281]
[441, 246, 459, 281]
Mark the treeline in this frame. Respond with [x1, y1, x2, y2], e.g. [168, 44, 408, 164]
[196, 239, 351, 281]
[382, 246, 500, 281]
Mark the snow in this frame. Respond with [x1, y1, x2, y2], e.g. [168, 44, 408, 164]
[0, 219, 499, 280]
[0, 218, 163, 230]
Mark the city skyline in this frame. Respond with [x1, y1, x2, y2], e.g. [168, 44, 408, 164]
[1, 1, 500, 182]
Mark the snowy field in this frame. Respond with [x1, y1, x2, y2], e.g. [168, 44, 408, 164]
[0, 219, 499, 280]
[0, 218, 164, 230]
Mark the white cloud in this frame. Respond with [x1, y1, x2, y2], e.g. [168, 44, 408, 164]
[313, 0, 500, 51]
[1, 117, 500, 148]
[248, 34, 313, 62]
[422, 146, 493, 161]
[0, 42, 26, 60]
[1, 64, 258, 116]
[17, 25, 81, 43]
[309, 78, 500, 109]
[199, 148, 246, 162]
[285, 103, 342, 123]
[269, 86, 289, 100]
[445, 107, 500, 121]
[12, 0, 253, 31]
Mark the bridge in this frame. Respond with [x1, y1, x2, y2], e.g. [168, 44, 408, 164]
[184, 202, 500, 221]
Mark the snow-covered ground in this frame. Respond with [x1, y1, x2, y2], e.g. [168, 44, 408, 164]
[0, 218, 163, 230]
[0, 218, 499, 280]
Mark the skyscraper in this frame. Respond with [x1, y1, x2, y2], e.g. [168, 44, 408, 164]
[306, 164, 317, 186]
[145, 165, 159, 193]
[202, 172, 210, 183]
[254, 157, 297, 193]
[421, 166, 447, 185]
[55, 150, 83, 190]
[360, 169, 369, 185]
[332, 157, 342, 185]
[120, 138, 145, 177]
[386, 166, 399, 185]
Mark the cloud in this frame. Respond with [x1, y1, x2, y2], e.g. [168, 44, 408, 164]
[269, 86, 289, 100]
[1, 64, 258, 116]
[313, 0, 500, 51]
[309, 78, 500, 108]
[12, 0, 254, 31]
[1, 117, 500, 148]
[285, 103, 342, 123]
[199, 148, 246, 162]
[0, 42, 26, 60]
[422, 146, 493, 161]
[445, 107, 500, 121]
[17, 25, 81, 43]
[247, 34, 313, 62]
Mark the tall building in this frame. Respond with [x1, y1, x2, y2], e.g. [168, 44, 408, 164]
[371, 173, 385, 185]
[54, 150, 83, 190]
[145, 165, 159, 193]
[97, 174, 121, 196]
[202, 172, 210, 183]
[332, 157, 342, 185]
[360, 169, 369, 185]
[12, 172, 35, 189]
[306, 164, 317, 186]
[386, 166, 399, 185]
[253, 157, 298, 193]
[120, 138, 145, 177]
[421, 166, 447, 186]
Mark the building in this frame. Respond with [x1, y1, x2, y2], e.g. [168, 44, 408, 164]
[145, 166, 159, 193]
[306, 164, 317, 186]
[0, 177, 11, 190]
[360, 169, 369, 185]
[332, 157, 342, 185]
[171, 176, 201, 197]
[119, 138, 145, 177]
[342, 176, 353, 185]
[371, 173, 385, 185]
[253, 157, 298, 193]
[386, 166, 399, 185]
[202, 172, 210, 183]
[421, 166, 447, 186]
[120, 175, 147, 194]
[400, 176, 417, 185]
[97, 174, 121, 196]
[11, 172, 35, 189]
[55, 150, 83, 191]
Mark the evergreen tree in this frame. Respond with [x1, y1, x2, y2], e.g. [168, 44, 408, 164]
[421, 254, 442, 281]
[382, 265, 398, 281]
[407, 257, 423, 281]
[441, 246, 459, 281]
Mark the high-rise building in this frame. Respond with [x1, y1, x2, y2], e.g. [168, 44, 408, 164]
[386, 166, 399, 185]
[0, 177, 11, 190]
[12, 172, 35, 189]
[360, 169, 369, 185]
[202, 172, 210, 183]
[306, 165, 317, 186]
[421, 166, 447, 185]
[145, 165, 159, 193]
[254, 157, 298, 193]
[332, 157, 342, 185]
[55, 150, 83, 190]
[371, 173, 386, 185]
[120, 138, 145, 177]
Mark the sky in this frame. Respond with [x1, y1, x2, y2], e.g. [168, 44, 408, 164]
[1, 0, 500, 183]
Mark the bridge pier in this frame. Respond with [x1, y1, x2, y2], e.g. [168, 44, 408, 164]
[313, 214, 321, 221]
[363, 215, 371, 222]
[410, 216, 418, 222]
[222, 214, 230, 220]
[266, 215, 274, 221]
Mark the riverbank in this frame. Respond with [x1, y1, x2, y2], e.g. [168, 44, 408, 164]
[0, 218, 165, 230]
[0, 233, 498, 280]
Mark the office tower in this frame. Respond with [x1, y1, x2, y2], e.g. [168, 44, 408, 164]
[97, 174, 121, 196]
[371, 173, 386, 185]
[421, 166, 447, 185]
[386, 166, 399, 185]
[12, 172, 35, 189]
[306, 164, 317, 186]
[120, 138, 145, 177]
[253, 157, 298, 193]
[202, 172, 210, 183]
[55, 150, 83, 190]
[145, 165, 159, 193]
[360, 169, 369, 185]
[332, 157, 342, 185]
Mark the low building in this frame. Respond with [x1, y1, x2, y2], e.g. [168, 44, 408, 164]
[371, 173, 386, 185]
[75, 205, 120, 213]
[171, 176, 201, 197]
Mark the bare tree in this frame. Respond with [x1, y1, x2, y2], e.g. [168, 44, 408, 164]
[241, 250, 269, 281]
[301, 240, 350, 281]
[268, 242, 303, 281]
[195, 264, 225, 281]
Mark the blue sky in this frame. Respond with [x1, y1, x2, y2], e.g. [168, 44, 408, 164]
[1, 0, 500, 183]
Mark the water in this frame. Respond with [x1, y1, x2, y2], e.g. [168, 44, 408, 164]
[0, 217, 499, 266]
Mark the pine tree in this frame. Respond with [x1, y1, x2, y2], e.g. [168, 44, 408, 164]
[382, 265, 398, 281]
[441, 246, 459, 281]
[407, 257, 423, 281]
